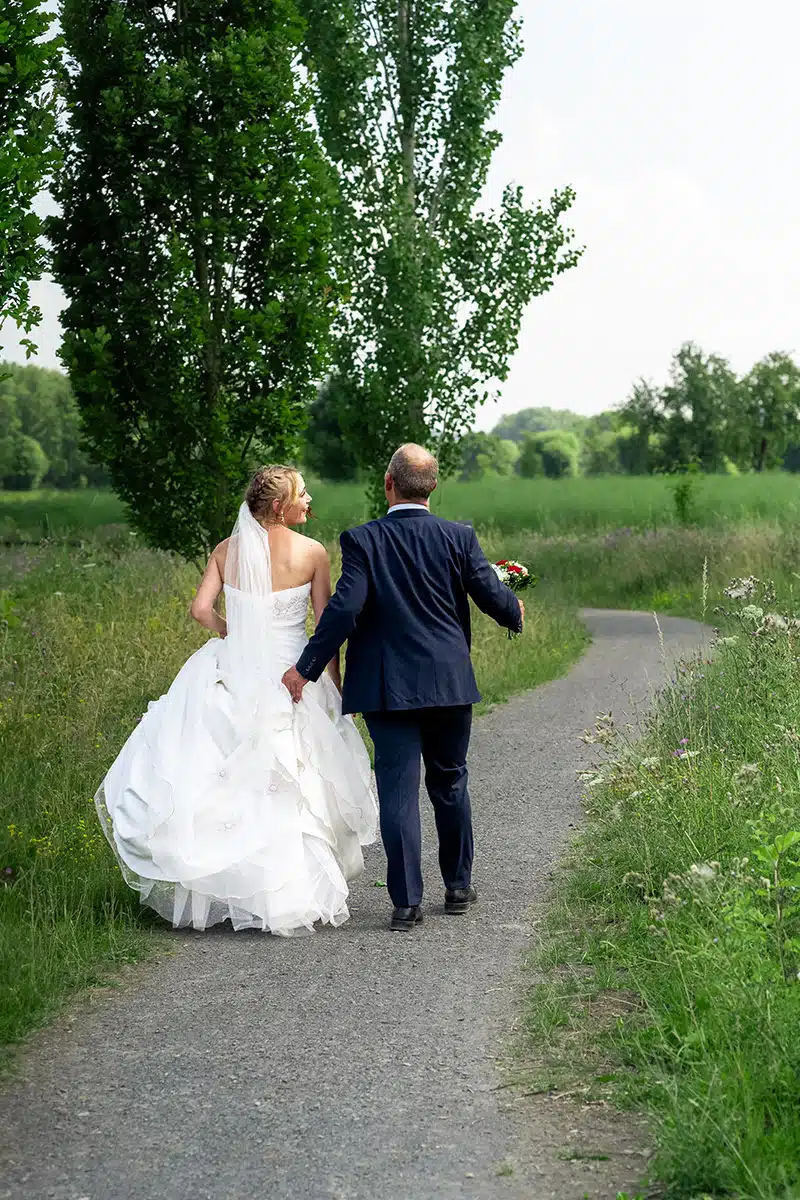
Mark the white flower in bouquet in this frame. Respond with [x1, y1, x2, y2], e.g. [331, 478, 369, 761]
[491, 559, 537, 593]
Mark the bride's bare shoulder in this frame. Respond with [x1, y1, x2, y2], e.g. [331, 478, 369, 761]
[301, 535, 330, 564]
[212, 537, 231, 575]
[287, 529, 328, 559]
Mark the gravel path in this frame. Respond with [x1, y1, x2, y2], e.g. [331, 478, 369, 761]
[1, 610, 708, 1200]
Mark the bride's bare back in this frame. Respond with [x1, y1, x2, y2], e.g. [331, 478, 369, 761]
[219, 524, 320, 592]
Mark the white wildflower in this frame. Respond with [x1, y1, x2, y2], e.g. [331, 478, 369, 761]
[640, 756, 660, 769]
[689, 862, 717, 882]
[716, 636, 738, 646]
[735, 763, 760, 781]
[724, 576, 758, 601]
[760, 612, 789, 632]
[741, 604, 764, 622]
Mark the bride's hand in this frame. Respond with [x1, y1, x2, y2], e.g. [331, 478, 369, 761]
[282, 666, 309, 703]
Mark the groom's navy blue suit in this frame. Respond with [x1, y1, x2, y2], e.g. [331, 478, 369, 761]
[295, 507, 522, 908]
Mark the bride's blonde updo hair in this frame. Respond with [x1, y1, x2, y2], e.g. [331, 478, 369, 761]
[245, 465, 302, 524]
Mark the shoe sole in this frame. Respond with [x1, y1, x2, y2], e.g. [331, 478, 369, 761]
[389, 914, 424, 932]
[444, 897, 477, 915]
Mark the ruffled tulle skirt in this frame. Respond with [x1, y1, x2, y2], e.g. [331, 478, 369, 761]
[95, 639, 378, 935]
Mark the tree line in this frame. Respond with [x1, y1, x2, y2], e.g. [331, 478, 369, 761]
[6, 339, 799, 494]
[490, 343, 800, 479]
[0, 362, 106, 489]
[0, 0, 580, 557]
[307, 343, 800, 481]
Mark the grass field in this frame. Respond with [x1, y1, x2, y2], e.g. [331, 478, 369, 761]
[3, 470, 800, 542]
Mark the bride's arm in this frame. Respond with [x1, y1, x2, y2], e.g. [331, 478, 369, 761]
[309, 544, 341, 691]
[190, 546, 228, 638]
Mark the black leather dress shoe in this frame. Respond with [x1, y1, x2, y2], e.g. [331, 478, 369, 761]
[444, 886, 478, 915]
[389, 905, 424, 932]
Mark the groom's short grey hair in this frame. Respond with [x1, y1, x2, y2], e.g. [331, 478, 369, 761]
[387, 443, 438, 500]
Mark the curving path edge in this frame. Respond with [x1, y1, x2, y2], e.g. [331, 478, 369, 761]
[0, 610, 708, 1200]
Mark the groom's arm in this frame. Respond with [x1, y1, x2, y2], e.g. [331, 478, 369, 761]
[464, 528, 523, 633]
[293, 530, 369, 684]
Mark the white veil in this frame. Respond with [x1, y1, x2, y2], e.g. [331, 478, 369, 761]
[223, 502, 276, 704]
[225, 501, 273, 598]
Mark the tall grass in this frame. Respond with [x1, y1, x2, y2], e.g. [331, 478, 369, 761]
[0, 536, 586, 1059]
[0, 541, 206, 1061]
[4, 471, 800, 542]
[528, 580, 800, 1198]
[478, 522, 800, 619]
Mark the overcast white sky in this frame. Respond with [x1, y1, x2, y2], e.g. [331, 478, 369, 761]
[5, 0, 798, 431]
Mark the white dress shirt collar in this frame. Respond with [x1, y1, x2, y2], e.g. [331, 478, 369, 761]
[387, 503, 430, 513]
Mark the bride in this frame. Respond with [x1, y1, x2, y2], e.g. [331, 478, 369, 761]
[95, 465, 378, 935]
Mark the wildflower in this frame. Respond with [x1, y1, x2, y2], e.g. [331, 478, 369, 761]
[735, 763, 760, 781]
[640, 756, 660, 769]
[690, 862, 717, 882]
[741, 604, 764, 622]
[680, 738, 689, 746]
[761, 612, 789, 632]
[724, 576, 758, 601]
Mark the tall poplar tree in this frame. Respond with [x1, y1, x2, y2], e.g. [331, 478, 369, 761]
[300, 0, 582, 508]
[0, 0, 60, 360]
[50, 0, 336, 559]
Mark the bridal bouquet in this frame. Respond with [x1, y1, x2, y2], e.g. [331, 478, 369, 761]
[492, 560, 537, 638]
[492, 559, 537, 593]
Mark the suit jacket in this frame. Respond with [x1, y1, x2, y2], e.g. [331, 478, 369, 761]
[296, 508, 522, 714]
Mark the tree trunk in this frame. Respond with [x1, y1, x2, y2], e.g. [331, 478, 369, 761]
[396, 0, 415, 211]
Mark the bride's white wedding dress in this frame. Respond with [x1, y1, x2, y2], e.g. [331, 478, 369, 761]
[95, 504, 378, 935]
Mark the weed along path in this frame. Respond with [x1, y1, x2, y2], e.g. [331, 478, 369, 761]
[1, 610, 707, 1200]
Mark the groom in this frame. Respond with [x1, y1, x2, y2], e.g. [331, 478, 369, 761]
[282, 444, 523, 931]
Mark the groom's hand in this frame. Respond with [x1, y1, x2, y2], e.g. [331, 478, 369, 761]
[282, 665, 309, 703]
[518, 598, 525, 627]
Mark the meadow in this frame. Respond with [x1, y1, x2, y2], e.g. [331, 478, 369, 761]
[2, 468, 800, 542]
